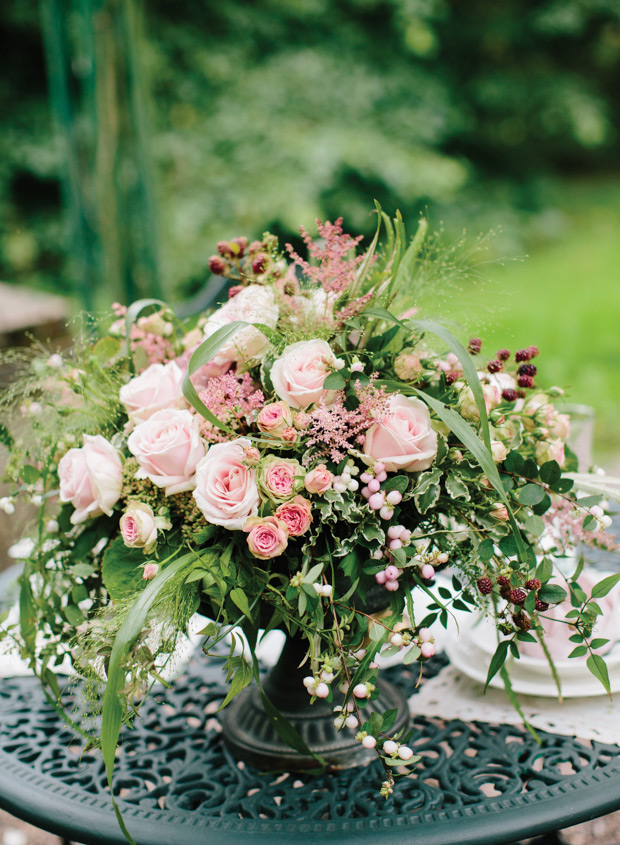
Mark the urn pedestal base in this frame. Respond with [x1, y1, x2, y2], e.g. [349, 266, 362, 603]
[219, 633, 410, 771]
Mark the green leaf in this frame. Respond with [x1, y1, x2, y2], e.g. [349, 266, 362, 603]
[64, 604, 85, 626]
[591, 572, 620, 599]
[411, 388, 527, 564]
[102, 554, 194, 844]
[499, 535, 518, 557]
[21, 464, 40, 484]
[539, 461, 562, 486]
[535, 557, 553, 583]
[478, 538, 494, 560]
[413, 319, 492, 452]
[304, 563, 324, 584]
[518, 483, 545, 506]
[568, 645, 588, 658]
[383, 475, 409, 495]
[538, 584, 567, 604]
[553, 479, 574, 494]
[182, 321, 250, 430]
[523, 514, 546, 537]
[217, 658, 254, 711]
[590, 638, 610, 649]
[587, 654, 611, 695]
[323, 372, 347, 390]
[102, 537, 147, 601]
[484, 640, 510, 690]
[504, 451, 524, 473]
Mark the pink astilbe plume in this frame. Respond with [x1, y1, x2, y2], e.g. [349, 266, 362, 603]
[286, 218, 364, 295]
[198, 371, 264, 442]
[305, 379, 389, 463]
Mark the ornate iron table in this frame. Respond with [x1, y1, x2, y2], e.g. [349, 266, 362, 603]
[1, 653, 620, 845]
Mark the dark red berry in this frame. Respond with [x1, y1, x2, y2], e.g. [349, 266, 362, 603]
[518, 363, 537, 377]
[525, 578, 542, 591]
[252, 253, 268, 274]
[228, 284, 243, 299]
[497, 575, 511, 587]
[497, 349, 511, 361]
[515, 348, 531, 362]
[513, 612, 532, 632]
[208, 255, 227, 275]
[527, 346, 539, 358]
[477, 577, 493, 595]
[535, 599, 549, 612]
[468, 338, 482, 354]
[487, 360, 503, 373]
[445, 371, 459, 385]
[517, 374, 534, 388]
[508, 588, 527, 606]
[502, 388, 518, 402]
[217, 240, 233, 257]
[230, 236, 248, 257]
[516, 389, 527, 399]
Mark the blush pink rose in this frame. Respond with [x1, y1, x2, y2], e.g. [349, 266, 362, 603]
[275, 496, 313, 537]
[127, 409, 206, 495]
[256, 401, 293, 437]
[304, 464, 333, 495]
[270, 339, 337, 409]
[58, 434, 123, 524]
[193, 437, 259, 530]
[243, 516, 289, 560]
[362, 394, 438, 473]
[120, 361, 186, 425]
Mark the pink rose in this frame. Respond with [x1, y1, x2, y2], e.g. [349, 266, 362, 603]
[58, 434, 123, 524]
[257, 456, 303, 503]
[270, 339, 337, 409]
[363, 394, 438, 473]
[120, 502, 159, 552]
[304, 464, 333, 495]
[120, 361, 186, 425]
[243, 515, 289, 559]
[257, 401, 293, 436]
[275, 496, 313, 537]
[202, 285, 279, 372]
[193, 438, 259, 529]
[128, 409, 206, 495]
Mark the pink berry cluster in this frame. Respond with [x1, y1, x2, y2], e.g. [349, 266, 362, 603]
[391, 626, 435, 659]
[208, 234, 278, 281]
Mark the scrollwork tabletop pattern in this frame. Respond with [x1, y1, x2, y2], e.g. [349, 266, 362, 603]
[2, 655, 620, 845]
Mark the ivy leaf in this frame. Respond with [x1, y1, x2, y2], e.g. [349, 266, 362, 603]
[445, 474, 470, 501]
[413, 468, 442, 514]
[102, 537, 147, 600]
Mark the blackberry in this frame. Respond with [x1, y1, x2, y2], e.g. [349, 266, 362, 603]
[208, 255, 227, 275]
[518, 363, 537, 377]
[508, 588, 527, 606]
[502, 388, 518, 402]
[487, 360, 503, 373]
[446, 371, 458, 385]
[230, 236, 248, 256]
[477, 577, 493, 595]
[527, 346, 539, 358]
[497, 349, 511, 361]
[535, 599, 549, 612]
[515, 348, 532, 362]
[497, 575, 511, 587]
[518, 374, 534, 389]
[513, 612, 532, 632]
[525, 578, 542, 591]
[468, 338, 482, 354]
[252, 253, 268, 274]
[217, 240, 233, 257]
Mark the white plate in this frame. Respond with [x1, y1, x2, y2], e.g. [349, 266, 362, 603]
[445, 613, 620, 698]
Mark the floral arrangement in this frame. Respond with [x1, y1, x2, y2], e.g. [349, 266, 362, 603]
[1, 209, 619, 840]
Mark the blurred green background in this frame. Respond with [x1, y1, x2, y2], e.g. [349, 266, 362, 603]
[1, 0, 619, 463]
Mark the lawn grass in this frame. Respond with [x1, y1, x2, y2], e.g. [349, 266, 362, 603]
[416, 176, 620, 468]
